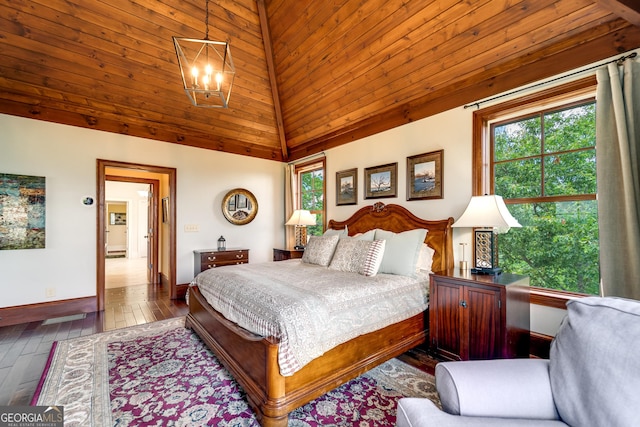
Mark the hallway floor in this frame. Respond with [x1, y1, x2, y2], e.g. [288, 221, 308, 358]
[105, 256, 148, 289]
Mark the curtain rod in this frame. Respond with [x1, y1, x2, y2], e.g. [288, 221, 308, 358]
[287, 151, 326, 165]
[463, 52, 638, 110]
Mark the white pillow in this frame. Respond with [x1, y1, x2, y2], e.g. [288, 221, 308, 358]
[329, 238, 386, 276]
[324, 226, 348, 237]
[350, 229, 376, 241]
[301, 234, 340, 266]
[416, 243, 436, 273]
[375, 229, 428, 277]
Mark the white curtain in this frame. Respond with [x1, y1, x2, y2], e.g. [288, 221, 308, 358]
[284, 164, 297, 249]
[595, 58, 640, 299]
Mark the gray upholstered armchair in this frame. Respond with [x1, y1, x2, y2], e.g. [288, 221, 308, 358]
[397, 296, 640, 427]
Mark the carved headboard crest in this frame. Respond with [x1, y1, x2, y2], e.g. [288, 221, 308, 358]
[372, 202, 387, 213]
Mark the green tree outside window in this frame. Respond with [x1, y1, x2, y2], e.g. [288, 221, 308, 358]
[492, 101, 599, 295]
[300, 167, 324, 236]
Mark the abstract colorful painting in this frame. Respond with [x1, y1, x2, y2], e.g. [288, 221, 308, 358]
[0, 173, 46, 250]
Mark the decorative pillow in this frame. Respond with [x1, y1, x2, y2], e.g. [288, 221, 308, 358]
[375, 228, 428, 277]
[549, 296, 640, 427]
[416, 243, 435, 273]
[361, 240, 386, 276]
[301, 234, 340, 266]
[323, 226, 348, 237]
[329, 238, 386, 276]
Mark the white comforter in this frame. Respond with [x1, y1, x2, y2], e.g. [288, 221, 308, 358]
[190, 259, 429, 376]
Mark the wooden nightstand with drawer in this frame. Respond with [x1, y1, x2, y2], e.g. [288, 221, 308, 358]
[193, 248, 249, 276]
[273, 248, 304, 261]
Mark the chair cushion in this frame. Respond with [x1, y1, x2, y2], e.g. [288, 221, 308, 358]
[549, 296, 640, 426]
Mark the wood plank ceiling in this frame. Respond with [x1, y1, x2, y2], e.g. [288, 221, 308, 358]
[1, 0, 639, 162]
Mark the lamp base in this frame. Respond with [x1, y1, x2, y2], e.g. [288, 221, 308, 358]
[471, 267, 502, 275]
[293, 245, 305, 250]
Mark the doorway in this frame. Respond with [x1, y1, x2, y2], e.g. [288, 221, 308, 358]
[96, 160, 177, 312]
[105, 181, 154, 289]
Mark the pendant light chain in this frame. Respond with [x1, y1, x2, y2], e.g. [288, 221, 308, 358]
[204, 0, 209, 40]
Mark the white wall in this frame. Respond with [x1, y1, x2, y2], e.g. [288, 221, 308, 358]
[0, 114, 284, 307]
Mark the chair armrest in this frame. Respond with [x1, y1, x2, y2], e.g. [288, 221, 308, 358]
[397, 398, 568, 427]
[436, 359, 559, 420]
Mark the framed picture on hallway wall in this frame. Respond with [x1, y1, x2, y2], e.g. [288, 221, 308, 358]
[162, 197, 169, 223]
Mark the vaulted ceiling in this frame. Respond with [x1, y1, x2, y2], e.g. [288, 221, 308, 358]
[1, 0, 639, 162]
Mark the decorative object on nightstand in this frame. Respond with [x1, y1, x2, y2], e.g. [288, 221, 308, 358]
[217, 235, 226, 251]
[459, 242, 469, 271]
[285, 209, 317, 249]
[193, 248, 249, 276]
[273, 248, 305, 261]
[452, 194, 521, 275]
[429, 269, 530, 361]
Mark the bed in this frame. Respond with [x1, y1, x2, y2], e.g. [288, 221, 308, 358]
[186, 202, 453, 426]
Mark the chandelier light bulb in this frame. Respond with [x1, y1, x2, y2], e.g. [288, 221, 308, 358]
[202, 73, 210, 91]
[191, 66, 199, 87]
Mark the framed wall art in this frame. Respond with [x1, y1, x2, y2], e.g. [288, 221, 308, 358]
[336, 168, 357, 205]
[0, 173, 46, 250]
[364, 162, 397, 199]
[406, 149, 443, 201]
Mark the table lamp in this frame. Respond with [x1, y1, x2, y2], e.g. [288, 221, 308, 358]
[452, 195, 521, 275]
[285, 209, 317, 249]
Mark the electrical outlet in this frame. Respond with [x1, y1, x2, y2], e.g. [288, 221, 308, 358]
[45, 287, 56, 297]
[184, 224, 199, 232]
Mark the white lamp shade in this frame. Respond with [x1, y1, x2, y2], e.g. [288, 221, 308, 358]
[285, 209, 317, 226]
[452, 195, 521, 233]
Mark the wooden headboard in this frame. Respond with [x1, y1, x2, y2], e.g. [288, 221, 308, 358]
[327, 202, 454, 272]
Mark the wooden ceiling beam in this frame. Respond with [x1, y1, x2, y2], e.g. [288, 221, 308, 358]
[0, 98, 284, 161]
[596, 0, 640, 26]
[257, 0, 289, 160]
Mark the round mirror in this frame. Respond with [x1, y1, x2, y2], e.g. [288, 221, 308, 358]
[221, 188, 258, 225]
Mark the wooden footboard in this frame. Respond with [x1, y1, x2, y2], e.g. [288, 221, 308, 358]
[186, 285, 427, 427]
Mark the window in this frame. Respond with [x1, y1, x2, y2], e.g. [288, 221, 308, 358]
[296, 159, 325, 236]
[473, 77, 600, 297]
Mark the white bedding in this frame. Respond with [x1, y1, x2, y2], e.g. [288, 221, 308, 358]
[190, 259, 429, 376]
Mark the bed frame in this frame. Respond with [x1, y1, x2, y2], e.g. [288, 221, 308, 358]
[186, 202, 453, 426]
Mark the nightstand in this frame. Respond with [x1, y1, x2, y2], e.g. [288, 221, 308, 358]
[193, 248, 249, 276]
[273, 248, 304, 261]
[429, 269, 530, 361]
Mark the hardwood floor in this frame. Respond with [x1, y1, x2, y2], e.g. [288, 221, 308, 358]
[0, 283, 188, 406]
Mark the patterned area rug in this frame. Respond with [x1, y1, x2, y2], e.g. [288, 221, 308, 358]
[33, 317, 440, 426]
